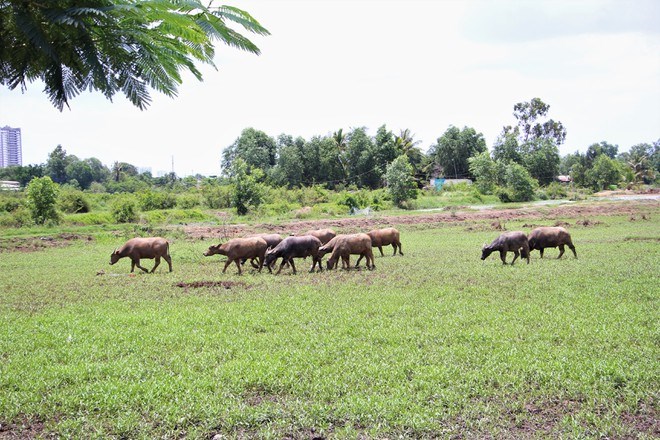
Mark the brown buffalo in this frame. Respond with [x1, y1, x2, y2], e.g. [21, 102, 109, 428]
[481, 231, 530, 265]
[110, 237, 172, 273]
[204, 237, 269, 275]
[324, 233, 375, 270]
[366, 227, 403, 257]
[302, 228, 336, 245]
[528, 226, 577, 259]
[243, 233, 283, 268]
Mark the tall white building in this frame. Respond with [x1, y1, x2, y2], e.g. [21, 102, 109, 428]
[0, 126, 22, 168]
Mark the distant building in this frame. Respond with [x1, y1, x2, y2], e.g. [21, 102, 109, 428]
[0, 180, 20, 191]
[429, 178, 472, 189]
[0, 126, 22, 168]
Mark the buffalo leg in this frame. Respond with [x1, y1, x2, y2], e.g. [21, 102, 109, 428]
[539, 248, 545, 258]
[569, 244, 577, 258]
[289, 259, 297, 274]
[368, 249, 376, 270]
[511, 250, 519, 265]
[397, 241, 404, 256]
[499, 250, 507, 265]
[355, 254, 364, 267]
[557, 245, 565, 259]
[522, 244, 530, 264]
[311, 256, 322, 272]
[234, 259, 242, 275]
[151, 256, 161, 273]
[250, 258, 260, 269]
[377, 246, 384, 257]
[164, 254, 173, 272]
[341, 255, 350, 270]
[222, 260, 232, 274]
[133, 258, 149, 273]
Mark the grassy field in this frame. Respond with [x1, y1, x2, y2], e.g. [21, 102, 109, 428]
[0, 205, 658, 438]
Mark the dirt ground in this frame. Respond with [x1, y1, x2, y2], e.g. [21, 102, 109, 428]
[183, 199, 659, 240]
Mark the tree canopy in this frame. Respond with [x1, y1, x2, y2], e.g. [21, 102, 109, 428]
[0, 0, 269, 110]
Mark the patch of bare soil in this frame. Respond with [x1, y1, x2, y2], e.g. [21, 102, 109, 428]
[183, 200, 658, 239]
[0, 234, 93, 253]
[175, 280, 246, 290]
[0, 417, 48, 440]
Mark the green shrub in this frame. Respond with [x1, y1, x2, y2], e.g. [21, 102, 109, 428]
[138, 190, 177, 211]
[201, 183, 232, 209]
[176, 193, 202, 209]
[544, 182, 568, 200]
[0, 194, 22, 213]
[58, 189, 90, 213]
[0, 207, 32, 228]
[26, 176, 60, 225]
[111, 195, 139, 223]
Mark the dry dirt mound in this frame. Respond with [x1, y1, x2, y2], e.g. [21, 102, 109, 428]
[183, 200, 658, 239]
[0, 234, 94, 253]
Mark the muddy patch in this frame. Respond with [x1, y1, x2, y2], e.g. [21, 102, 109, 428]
[0, 234, 94, 253]
[175, 280, 247, 290]
[183, 200, 657, 239]
[0, 416, 47, 439]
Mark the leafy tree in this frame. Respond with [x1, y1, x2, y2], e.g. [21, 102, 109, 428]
[316, 136, 345, 189]
[0, 0, 269, 110]
[492, 130, 522, 164]
[65, 159, 94, 189]
[229, 158, 263, 215]
[271, 138, 304, 188]
[585, 155, 622, 190]
[385, 155, 417, 207]
[569, 162, 588, 188]
[560, 152, 586, 175]
[499, 163, 537, 202]
[619, 142, 659, 184]
[496, 98, 565, 182]
[521, 138, 561, 185]
[222, 128, 277, 176]
[468, 151, 500, 194]
[46, 145, 70, 184]
[111, 161, 138, 182]
[586, 141, 619, 165]
[512, 97, 566, 145]
[26, 176, 59, 224]
[332, 129, 348, 177]
[345, 127, 378, 188]
[394, 129, 424, 177]
[428, 126, 487, 179]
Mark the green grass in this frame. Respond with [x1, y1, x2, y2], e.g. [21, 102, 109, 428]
[0, 213, 658, 438]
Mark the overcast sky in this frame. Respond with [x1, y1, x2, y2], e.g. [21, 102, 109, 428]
[1, 0, 658, 176]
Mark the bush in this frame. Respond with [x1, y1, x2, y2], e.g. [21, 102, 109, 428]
[501, 163, 537, 202]
[201, 183, 232, 209]
[138, 190, 177, 211]
[111, 195, 139, 223]
[543, 182, 568, 200]
[0, 207, 32, 227]
[26, 176, 60, 224]
[385, 155, 418, 207]
[0, 194, 22, 213]
[176, 193, 202, 209]
[58, 189, 90, 213]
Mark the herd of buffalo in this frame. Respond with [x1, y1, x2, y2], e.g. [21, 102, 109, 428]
[108, 225, 576, 274]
